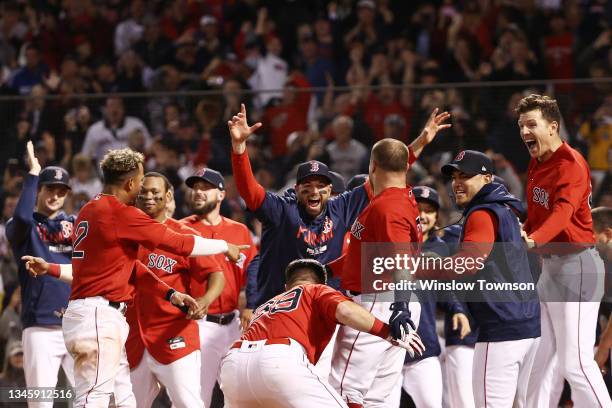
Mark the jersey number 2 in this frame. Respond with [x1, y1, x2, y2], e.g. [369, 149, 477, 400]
[72, 221, 89, 259]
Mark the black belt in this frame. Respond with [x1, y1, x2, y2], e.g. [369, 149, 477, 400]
[109, 301, 127, 315]
[206, 312, 235, 325]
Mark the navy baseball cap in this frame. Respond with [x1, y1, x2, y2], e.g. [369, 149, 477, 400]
[347, 174, 368, 191]
[441, 150, 494, 177]
[38, 166, 71, 189]
[329, 171, 346, 194]
[413, 186, 440, 209]
[185, 168, 225, 190]
[296, 161, 332, 185]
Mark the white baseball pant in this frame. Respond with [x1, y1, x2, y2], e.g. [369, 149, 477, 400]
[527, 248, 611, 408]
[329, 293, 421, 407]
[220, 339, 347, 407]
[198, 313, 241, 407]
[472, 337, 540, 408]
[388, 357, 444, 408]
[314, 325, 339, 378]
[548, 354, 565, 408]
[130, 349, 203, 408]
[444, 345, 475, 408]
[62, 297, 136, 408]
[22, 326, 75, 408]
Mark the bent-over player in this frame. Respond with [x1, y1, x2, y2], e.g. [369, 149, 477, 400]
[5, 141, 75, 407]
[517, 95, 612, 408]
[23, 148, 245, 407]
[219, 259, 424, 408]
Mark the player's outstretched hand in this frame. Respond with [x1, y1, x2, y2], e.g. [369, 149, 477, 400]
[26, 140, 42, 176]
[386, 331, 425, 358]
[388, 301, 416, 340]
[228, 103, 262, 152]
[240, 308, 253, 331]
[227, 244, 250, 263]
[21, 255, 49, 277]
[188, 296, 212, 320]
[421, 108, 451, 144]
[595, 346, 610, 375]
[170, 290, 198, 314]
[452, 312, 471, 339]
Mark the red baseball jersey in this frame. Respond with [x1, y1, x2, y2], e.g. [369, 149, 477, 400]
[341, 187, 422, 293]
[70, 195, 193, 302]
[242, 283, 350, 364]
[524, 142, 595, 245]
[126, 218, 223, 368]
[181, 215, 256, 314]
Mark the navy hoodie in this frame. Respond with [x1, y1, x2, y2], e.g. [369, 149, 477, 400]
[460, 182, 540, 342]
[5, 175, 73, 328]
[251, 185, 369, 307]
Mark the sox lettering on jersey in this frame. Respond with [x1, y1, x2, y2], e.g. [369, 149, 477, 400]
[147, 253, 178, 274]
[532, 187, 549, 209]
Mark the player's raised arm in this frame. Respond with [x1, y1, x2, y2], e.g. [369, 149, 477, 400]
[408, 108, 452, 161]
[228, 104, 267, 211]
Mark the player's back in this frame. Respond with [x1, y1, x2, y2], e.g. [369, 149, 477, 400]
[70, 194, 166, 302]
[243, 283, 347, 364]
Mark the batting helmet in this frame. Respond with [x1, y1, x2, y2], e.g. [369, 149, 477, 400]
[285, 259, 327, 285]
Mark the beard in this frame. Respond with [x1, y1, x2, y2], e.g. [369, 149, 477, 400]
[191, 199, 218, 215]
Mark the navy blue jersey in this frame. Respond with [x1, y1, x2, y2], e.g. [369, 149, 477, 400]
[251, 185, 369, 306]
[5, 174, 73, 327]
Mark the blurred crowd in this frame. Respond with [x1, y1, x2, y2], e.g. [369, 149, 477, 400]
[0, 0, 611, 392]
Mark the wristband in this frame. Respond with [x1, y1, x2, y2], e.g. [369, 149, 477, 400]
[165, 289, 176, 302]
[368, 318, 391, 339]
[48, 263, 60, 278]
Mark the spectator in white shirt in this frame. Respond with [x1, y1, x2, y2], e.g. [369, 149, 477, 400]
[81, 96, 151, 162]
[325, 115, 368, 180]
[114, 0, 145, 56]
[70, 153, 102, 199]
[248, 36, 288, 109]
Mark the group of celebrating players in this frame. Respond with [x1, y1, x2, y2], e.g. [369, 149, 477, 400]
[8, 93, 612, 407]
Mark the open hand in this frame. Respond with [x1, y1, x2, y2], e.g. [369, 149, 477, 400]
[228, 104, 262, 153]
[452, 313, 471, 339]
[26, 140, 41, 175]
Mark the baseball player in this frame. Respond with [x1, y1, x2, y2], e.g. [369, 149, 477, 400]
[416, 150, 541, 408]
[228, 104, 450, 309]
[127, 172, 226, 408]
[181, 167, 257, 407]
[516, 95, 612, 407]
[23, 148, 245, 407]
[440, 224, 478, 408]
[219, 258, 425, 408]
[391, 186, 471, 408]
[5, 141, 75, 408]
[593, 207, 612, 375]
[328, 138, 425, 408]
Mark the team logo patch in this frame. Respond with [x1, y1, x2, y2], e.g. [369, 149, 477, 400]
[532, 187, 549, 209]
[454, 151, 466, 162]
[351, 220, 365, 240]
[309, 161, 319, 172]
[421, 188, 430, 198]
[54, 169, 64, 180]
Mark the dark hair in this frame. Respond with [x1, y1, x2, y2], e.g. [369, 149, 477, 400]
[144, 172, 172, 192]
[592, 207, 612, 233]
[515, 94, 561, 124]
[285, 259, 327, 285]
[371, 138, 409, 172]
[100, 148, 144, 185]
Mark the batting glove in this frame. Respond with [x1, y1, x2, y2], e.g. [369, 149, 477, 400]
[387, 331, 426, 358]
[388, 301, 416, 340]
